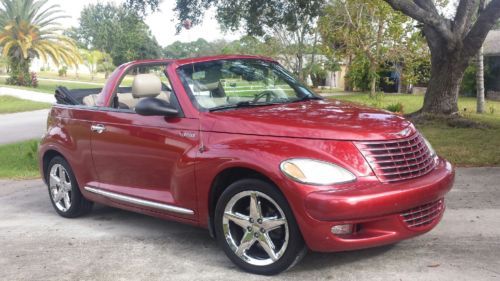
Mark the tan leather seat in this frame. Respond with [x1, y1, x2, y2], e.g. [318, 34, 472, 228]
[132, 74, 162, 99]
[196, 96, 227, 108]
[118, 93, 136, 108]
[117, 74, 164, 109]
[83, 94, 98, 106]
[157, 91, 171, 103]
[84, 75, 172, 108]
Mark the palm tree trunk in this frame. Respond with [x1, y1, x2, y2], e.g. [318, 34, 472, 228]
[7, 57, 31, 87]
[476, 0, 487, 114]
[476, 47, 486, 113]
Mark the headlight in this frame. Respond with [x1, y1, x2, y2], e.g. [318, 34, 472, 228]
[422, 137, 436, 157]
[280, 158, 356, 185]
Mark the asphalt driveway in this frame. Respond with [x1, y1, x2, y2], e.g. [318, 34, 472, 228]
[0, 167, 499, 281]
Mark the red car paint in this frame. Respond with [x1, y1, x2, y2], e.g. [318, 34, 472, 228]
[39, 55, 454, 252]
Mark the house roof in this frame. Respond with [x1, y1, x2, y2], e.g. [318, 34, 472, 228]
[484, 30, 500, 57]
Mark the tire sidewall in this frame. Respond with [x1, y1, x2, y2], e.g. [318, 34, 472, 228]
[214, 178, 305, 275]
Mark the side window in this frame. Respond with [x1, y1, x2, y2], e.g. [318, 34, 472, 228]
[112, 65, 178, 112]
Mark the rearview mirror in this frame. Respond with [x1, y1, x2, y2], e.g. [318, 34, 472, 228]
[135, 97, 179, 117]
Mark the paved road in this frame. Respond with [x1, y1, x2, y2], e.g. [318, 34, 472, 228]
[0, 109, 49, 144]
[0, 75, 103, 86]
[0, 167, 499, 281]
[0, 87, 56, 103]
[0, 87, 53, 145]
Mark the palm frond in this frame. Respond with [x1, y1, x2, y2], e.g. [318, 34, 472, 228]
[0, 0, 80, 66]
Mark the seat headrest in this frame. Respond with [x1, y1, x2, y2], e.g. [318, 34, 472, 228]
[132, 74, 162, 98]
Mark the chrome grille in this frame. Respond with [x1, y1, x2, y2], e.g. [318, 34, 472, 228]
[355, 132, 436, 183]
[400, 199, 444, 228]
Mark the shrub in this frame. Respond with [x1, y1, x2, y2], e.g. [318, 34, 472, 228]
[386, 102, 404, 113]
[30, 72, 39, 88]
[58, 66, 68, 77]
[346, 56, 371, 91]
[461, 64, 477, 97]
[305, 63, 327, 88]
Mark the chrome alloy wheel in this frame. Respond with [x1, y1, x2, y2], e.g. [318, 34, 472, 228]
[49, 164, 72, 212]
[222, 190, 289, 266]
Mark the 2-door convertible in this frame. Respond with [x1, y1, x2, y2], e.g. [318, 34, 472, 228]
[39, 55, 454, 275]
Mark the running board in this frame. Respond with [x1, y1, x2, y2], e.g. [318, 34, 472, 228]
[84, 186, 194, 215]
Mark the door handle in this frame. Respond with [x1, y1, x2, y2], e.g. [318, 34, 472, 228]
[91, 124, 105, 134]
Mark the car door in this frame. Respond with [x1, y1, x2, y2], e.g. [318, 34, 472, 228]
[89, 72, 200, 218]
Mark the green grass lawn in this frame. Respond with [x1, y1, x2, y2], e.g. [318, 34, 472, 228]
[332, 93, 500, 166]
[0, 96, 51, 114]
[37, 71, 109, 84]
[0, 92, 497, 180]
[0, 77, 103, 94]
[0, 140, 40, 179]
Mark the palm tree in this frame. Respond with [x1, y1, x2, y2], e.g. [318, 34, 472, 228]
[0, 0, 81, 86]
[81, 49, 104, 81]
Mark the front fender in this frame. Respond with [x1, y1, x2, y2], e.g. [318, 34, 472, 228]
[195, 132, 373, 228]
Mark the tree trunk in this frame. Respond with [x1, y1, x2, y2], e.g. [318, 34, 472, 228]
[368, 17, 384, 97]
[422, 51, 469, 115]
[344, 55, 353, 92]
[476, 47, 486, 113]
[7, 57, 31, 87]
[308, 30, 319, 76]
[369, 57, 378, 97]
[297, 53, 304, 82]
[369, 72, 377, 97]
[395, 63, 404, 93]
[476, 0, 487, 114]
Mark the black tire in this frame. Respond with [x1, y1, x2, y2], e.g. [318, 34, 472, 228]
[45, 156, 93, 218]
[214, 178, 307, 275]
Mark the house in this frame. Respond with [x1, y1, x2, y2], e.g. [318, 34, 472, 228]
[276, 54, 347, 89]
[483, 30, 500, 100]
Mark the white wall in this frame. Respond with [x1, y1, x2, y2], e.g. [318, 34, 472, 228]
[30, 58, 92, 75]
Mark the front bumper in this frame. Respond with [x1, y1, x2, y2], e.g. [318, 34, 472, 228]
[293, 158, 454, 252]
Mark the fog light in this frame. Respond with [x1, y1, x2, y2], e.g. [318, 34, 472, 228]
[331, 224, 353, 235]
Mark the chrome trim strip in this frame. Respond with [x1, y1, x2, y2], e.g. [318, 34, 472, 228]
[84, 186, 194, 215]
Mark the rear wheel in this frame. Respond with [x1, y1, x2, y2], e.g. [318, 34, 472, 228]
[46, 156, 93, 218]
[214, 179, 306, 275]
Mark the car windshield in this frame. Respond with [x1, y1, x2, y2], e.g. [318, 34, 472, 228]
[177, 59, 321, 111]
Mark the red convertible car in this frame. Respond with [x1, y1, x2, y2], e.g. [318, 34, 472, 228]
[39, 55, 454, 275]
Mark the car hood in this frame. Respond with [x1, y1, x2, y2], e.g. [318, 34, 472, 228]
[201, 99, 415, 141]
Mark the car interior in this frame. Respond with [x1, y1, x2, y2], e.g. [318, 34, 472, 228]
[115, 74, 171, 110]
[179, 60, 298, 110]
[82, 72, 173, 111]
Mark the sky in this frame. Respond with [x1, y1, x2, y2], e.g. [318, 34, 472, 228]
[49, 0, 243, 47]
[48, 0, 458, 48]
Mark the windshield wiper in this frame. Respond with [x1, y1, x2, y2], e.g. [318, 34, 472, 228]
[209, 101, 280, 112]
[292, 95, 323, 103]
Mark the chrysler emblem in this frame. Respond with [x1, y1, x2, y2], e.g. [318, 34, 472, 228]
[395, 127, 411, 138]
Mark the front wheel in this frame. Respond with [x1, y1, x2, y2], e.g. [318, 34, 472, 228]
[214, 179, 306, 275]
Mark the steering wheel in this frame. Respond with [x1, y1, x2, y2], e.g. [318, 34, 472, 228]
[253, 90, 279, 103]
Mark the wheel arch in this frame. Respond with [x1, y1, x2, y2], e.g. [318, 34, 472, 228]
[41, 149, 66, 183]
[207, 166, 284, 238]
